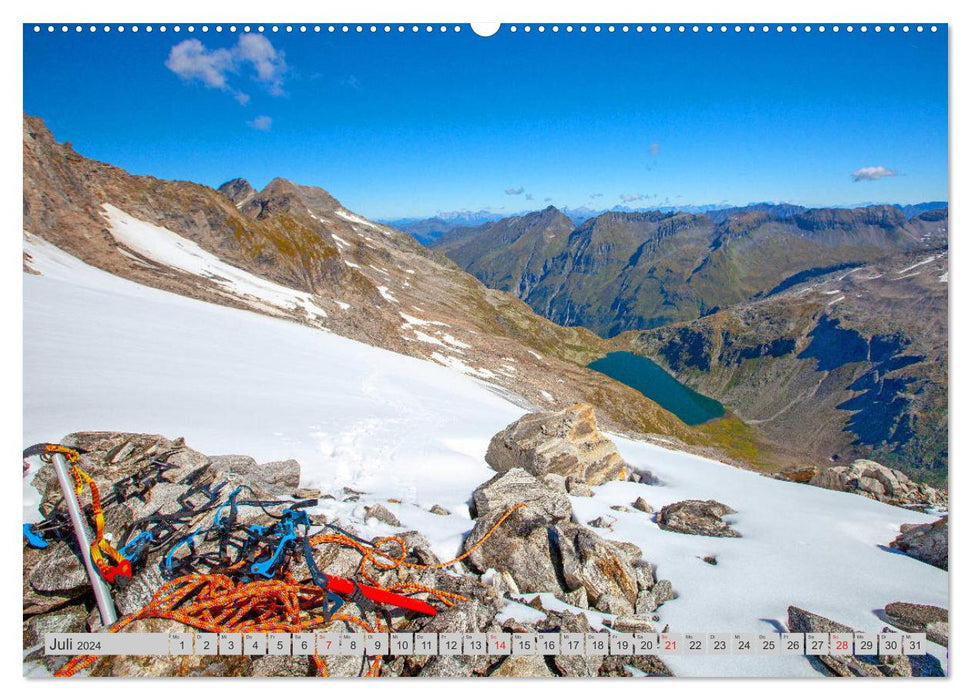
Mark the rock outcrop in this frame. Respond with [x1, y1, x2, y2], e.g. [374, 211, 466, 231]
[809, 460, 944, 508]
[884, 602, 948, 646]
[485, 404, 628, 486]
[787, 606, 943, 677]
[656, 500, 740, 538]
[463, 468, 675, 618]
[889, 517, 948, 570]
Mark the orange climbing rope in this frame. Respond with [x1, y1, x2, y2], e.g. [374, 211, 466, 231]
[310, 502, 526, 606]
[54, 502, 527, 678]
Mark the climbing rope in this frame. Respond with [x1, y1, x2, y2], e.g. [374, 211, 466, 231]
[51, 503, 526, 678]
[24, 442, 527, 677]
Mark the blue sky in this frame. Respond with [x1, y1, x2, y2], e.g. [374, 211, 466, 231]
[24, 24, 948, 219]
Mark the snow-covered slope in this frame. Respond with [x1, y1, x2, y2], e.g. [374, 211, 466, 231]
[23, 234, 947, 677]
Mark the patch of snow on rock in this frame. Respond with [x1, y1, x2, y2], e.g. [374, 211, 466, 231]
[101, 204, 328, 320]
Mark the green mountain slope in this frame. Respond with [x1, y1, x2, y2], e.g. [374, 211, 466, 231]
[433, 206, 945, 337]
[620, 247, 949, 485]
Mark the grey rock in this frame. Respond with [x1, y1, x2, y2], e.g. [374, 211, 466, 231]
[251, 655, 312, 677]
[810, 459, 945, 507]
[632, 561, 655, 591]
[611, 505, 635, 513]
[114, 563, 167, 616]
[595, 593, 634, 615]
[609, 540, 643, 564]
[491, 655, 556, 677]
[256, 459, 301, 490]
[486, 569, 521, 598]
[485, 404, 629, 486]
[788, 605, 854, 635]
[364, 502, 402, 527]
[543, 473, 568, 493]
[890, 517, 947, 570]
[635, 579, 675, 614]
[565, 475, 593, 497]
[557, 524, 639, 613]
[884, 602, 948, 646]
[471, 468, 572, 523]
[28, 540, 88, 596]
[129, 482, 187, 520]
[587, 516, 614, 529]
[612, 615, 656, 633]
[633, 496, 654, 513]
[656, 499, 740, 537]
[429, 504, 451, 515]
[626, 654, 673, 676]
[464, 505, 564, 594]
[557, 587, 588, 608]
[548, 610, 601, 677]
[208, 454, 259, 474]
[208, 454, 301, 491]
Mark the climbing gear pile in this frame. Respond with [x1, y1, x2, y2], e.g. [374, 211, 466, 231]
[24, 444, 132, 584]
[23, 442, 526, 677]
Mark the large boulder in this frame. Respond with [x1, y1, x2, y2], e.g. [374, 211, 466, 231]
[471, 468, 572, 522]
[209, 455, 301, 492]
[464, 469, 663, 614]
[485, 404, 628, 486]
[809, 460, 944, 508]
[656, 500, 740, 537]
[884, 602, 948, 646]
[463, 497, 567, 595]
[890, 517, 948, 570]
[556, 524, 640, 615]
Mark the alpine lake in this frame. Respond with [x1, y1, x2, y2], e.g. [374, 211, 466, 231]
[587, 351, 725, 426]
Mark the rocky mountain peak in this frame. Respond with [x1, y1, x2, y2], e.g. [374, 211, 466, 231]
[217, 178, 257, 207]
[258, 177, 342, 215]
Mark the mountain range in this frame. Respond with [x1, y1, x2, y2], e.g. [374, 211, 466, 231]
[430, 204, 946, 337]
[426, 202, 948, 484]
[390, 201, 947, 246]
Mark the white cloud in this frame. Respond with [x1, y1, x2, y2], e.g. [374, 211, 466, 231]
[247, 115, 273, 132]
[619, 193, 652, 203]
[235, 34, 287, 96]
[166, 35, 288, 101]
[504, 187, 525, 195]
[851, 166, 897, 182]
[165, 39, 235, 90]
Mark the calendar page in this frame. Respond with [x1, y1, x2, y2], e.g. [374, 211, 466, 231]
[21, 7, 949, 681]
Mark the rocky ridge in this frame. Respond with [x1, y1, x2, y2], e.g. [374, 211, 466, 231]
[432, 204, 944, 337]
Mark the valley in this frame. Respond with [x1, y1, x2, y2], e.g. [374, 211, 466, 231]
[426, 201, 948, 486]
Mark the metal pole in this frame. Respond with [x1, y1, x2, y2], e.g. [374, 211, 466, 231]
[50, 452, 118, 626]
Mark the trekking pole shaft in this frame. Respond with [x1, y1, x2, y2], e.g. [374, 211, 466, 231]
[51, 452, 118, 626]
